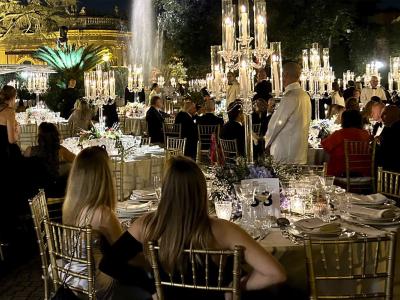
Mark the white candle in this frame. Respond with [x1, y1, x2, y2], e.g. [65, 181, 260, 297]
[256, 18, 265, 48]
[239, 64, 248, 99]
[240, 6, 248, 42]
[272, 60, 280, 95]
[225, 18, 234, 51]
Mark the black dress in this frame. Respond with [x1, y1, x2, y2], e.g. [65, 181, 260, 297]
[220, 121, 245, 157]
[175, 112, 198, 160]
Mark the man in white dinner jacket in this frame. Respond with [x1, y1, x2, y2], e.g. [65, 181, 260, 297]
[264, 62, 311, 164]
[360, 75, 387, 104]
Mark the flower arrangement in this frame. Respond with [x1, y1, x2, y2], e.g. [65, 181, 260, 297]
[308, 117, 341, 149]
[78, 123, 122, 144]
[124, 102, 148, 118]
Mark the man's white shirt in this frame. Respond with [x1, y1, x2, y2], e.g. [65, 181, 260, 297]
[226, 81, 240, 107]
[360, 87, 387, 104]
[264, 82, 311, 164]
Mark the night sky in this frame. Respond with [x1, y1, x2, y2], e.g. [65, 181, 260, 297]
[81, 0, 400, 14]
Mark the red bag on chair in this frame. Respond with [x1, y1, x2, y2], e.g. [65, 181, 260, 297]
[210, 134, 224, 165]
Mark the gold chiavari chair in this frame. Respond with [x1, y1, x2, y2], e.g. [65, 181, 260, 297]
[197, 124, 220, 164]
[110, 153, 125, 202]
[304, 233, 396, 300]
[148, 242, 244, 300]
[219, 139, 238, 165]
[337, 140, 375, 193]
[377, 167, 400, 200]
[47, 197, 65, 223]
[28, 189, 51, 300]
[163, 123, 181, 142]
[140, 119, 149, 136]
[165, 137, 186, 160]
[57, 123, 73, 140]
[164, 116, 175, 125]
[44, 220, 96, 300]
[252, 123, 262, 136]
[140, 137, 151, 146]
[19, 123, 38, 148]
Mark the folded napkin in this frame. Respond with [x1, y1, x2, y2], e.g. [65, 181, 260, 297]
[341, 221, 386, 237]
[349, 205, 397, 220]
[125, 202, 151, 211]
[351, 193, 387, 205]
[294, 218, 341, 235]
[131, 190, 156, 197]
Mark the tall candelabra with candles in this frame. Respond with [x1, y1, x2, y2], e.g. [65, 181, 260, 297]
[127, 65, 144, 102]
[364, 62, 381, 87]
[220, 0, 281, 163]
[84, 65, 116, 131]
[343, 70, 355, 89]
[389, 57, 400, 93]
[26, 73, 49, 105]
[300, 43, 335, 120]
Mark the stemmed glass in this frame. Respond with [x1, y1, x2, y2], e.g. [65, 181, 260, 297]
[151, 175, 162, 211]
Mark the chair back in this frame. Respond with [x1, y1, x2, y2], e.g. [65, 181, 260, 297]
[304, 234, 396, 300]
[163, 123, 181, 141]
[148, 242, 243, 300]
[110, 153, 124, 202]
[19, 124, 38, 148]
[44, 220, 96, 299]
[141, 137, 151, 146]
[57, 123, 73, 140]
[28, 189, 50, 300]
[219, 139, 238, 165]
[164, 116, 175, 125]
[377, 167, 400, 200]
[166, 137, 186, 152]
[252, 123, 261, 136]
[344, 140, 375, 192]
[197, 125, 220, 164]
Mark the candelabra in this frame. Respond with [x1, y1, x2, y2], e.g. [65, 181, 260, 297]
[364, 61, 381, 87]
[84, 65, 116, 131]
[26, 72, 48, 106]
[389, 57, 400, 92]
[300, 43, 335, 120]
[188, 79, 207, 92]
[127, 65, 144, 102]
[157, 76, 165, 88]
[343, 70, 355, 88]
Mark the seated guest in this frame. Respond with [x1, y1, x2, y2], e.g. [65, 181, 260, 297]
[68, 99, 94, 134]
[371, 96, 382, 103]
[24, 122, 75, 197]
[370, 102, 385, 136]
[196, 99, 224, 126]
[15, 99, 26, 113]
[146, 96, 165, 144]
[321, 110, 371, 177]
[327, 104, 345, 124]
[220, 101, 245, 157]
[376, 106, 400, 172]
[100, 156, 286, 299]
[345, 97, 360, 111]
[361, 100, 375, 126]
[175, 101, 198, 160]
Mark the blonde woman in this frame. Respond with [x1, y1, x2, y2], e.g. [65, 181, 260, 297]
[101, 156, 286, 299]
[63, 146, 123, 299]
[68, 99, 94, 134]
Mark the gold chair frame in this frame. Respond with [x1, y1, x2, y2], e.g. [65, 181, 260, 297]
[110, 153, 125, 202]
[163, 123, 182, 142]
[28, 189, 50, 300]
[57, 123, 73, 140]
[304, 233, 396, 300]
[148, 242, 243, 300]
[377, 167, 400, 200]
[197, 124, 220, 164]
[44, 220, 96, 299]
[220, 139, 239, 165]
[19, 123, 38, 148]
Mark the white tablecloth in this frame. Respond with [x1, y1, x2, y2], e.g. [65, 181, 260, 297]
[124, 118, 146, 135]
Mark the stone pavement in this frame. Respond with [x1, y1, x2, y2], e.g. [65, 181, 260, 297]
[0, 257, 44, 300]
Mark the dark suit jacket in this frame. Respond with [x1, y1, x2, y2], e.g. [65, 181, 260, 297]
[175, 111, 198, 159]
[146, 106, 164, 144]
[377, 121, 400, 172]
[220, 121, 245, 157]
[197, 113, 224, 127]
[253, 80, 272, 101]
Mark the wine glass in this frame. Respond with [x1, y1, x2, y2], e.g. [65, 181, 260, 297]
[153, 175, 162, 202]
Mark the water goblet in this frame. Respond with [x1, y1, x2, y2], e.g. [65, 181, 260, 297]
[153, 175, 162, 201]
[215, 201, 233, 221]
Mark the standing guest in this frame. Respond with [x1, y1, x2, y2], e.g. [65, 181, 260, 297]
[174, 101, 198, 160]
[221, 101, 246, 157]
[345, 97, 360, 111]
[100, 156, 286, 299]
[148, 83, 161, 106]
[252, 98, 273, 159]
[265, 62, 311, 164]
[226, 71, 240, 107]
[60, 78, 79, 119]
[371, 102, 385, 136]
[146, 96, 165, 144]
[201, 87, 211, 102]
[360, 76, 387, 104]
[68, 99, 94, 134]
[377, 106, 400, 172]
[330, 82, 345, 107]
[321, 110, 370, 177]
[15, 99, 26, 113]
[353, 88, 361, 102]
[254, 69, 272, 101]
[196, 99, 224, 126]
[343, 80, 355, 101]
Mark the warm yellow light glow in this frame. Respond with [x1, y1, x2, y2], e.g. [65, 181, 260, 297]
[102, 53, 111, 62]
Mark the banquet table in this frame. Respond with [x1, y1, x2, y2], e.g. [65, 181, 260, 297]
[124, 117, 147, 136]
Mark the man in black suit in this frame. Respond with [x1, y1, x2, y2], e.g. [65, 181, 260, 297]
[197, 99, 224, 126]
[343, 80, 355, 101]
[146, 96, 165, 144]
[253, 69, 272, 101]
[175, 101, 198, 160]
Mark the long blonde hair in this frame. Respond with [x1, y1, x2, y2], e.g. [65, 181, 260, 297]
[63, 146, 116, 226]
[142, 156, 213, 273]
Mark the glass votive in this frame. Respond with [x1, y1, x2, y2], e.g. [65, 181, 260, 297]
[324, 176, 335, 187]
[215, 201, 233, 221]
